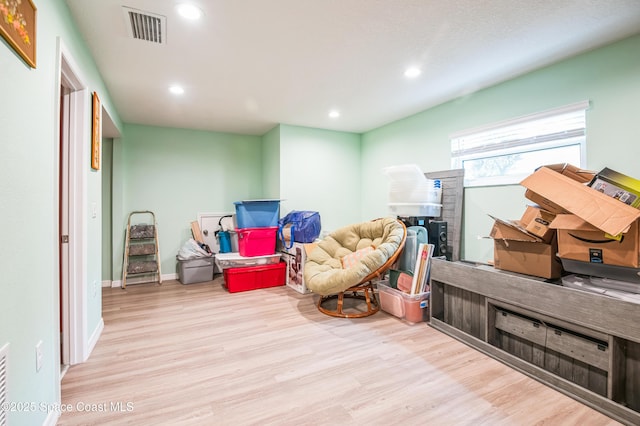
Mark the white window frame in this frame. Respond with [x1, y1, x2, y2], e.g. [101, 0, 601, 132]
[451, 101, 589, 187]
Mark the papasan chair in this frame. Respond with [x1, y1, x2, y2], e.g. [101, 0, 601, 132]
[304, 217, 407, 318]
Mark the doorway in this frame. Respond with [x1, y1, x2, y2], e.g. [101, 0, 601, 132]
[57, 40, 89, 370]
[58, 82, 70, 373]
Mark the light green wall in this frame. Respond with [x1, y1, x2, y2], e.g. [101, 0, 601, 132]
[279, 125, 362, 233]
[262, 125, 281, 198]
[113, 124, 263, 279]
[113, 123, 363, 279]
[2, 5, 638, 423]
[362, 33, 640, 263]
[0, 0, 120, 424]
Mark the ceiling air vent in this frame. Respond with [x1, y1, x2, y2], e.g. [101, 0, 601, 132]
[122, 6, 166, 44]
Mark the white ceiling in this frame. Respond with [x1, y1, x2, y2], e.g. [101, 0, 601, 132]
[65, 0, 640, 136]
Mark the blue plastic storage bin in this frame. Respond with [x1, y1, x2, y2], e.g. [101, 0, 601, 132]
[234, 199, 280, 229]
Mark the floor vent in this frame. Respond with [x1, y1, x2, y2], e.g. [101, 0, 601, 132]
[0, 343, 8, 426]
[122, 6, 166, 44]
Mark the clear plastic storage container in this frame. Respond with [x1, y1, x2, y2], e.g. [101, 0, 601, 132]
[377, 280, 429, 324]
[215, 252, 282, 270]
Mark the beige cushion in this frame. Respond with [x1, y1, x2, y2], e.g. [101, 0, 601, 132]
[304, 217, 405, 296]
[341, 246, 375, 269]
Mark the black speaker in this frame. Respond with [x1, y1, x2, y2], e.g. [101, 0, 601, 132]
[428, 221, 450, 260]
[397, 216, 429, 228]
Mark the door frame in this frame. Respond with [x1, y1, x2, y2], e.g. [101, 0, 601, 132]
[55, 39, 89, 366]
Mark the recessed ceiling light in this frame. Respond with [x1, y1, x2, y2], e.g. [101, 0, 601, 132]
[169, 85, 185, 95]
[329, 110, 340, 118]
[176, 3, 203, 20]
[404, 67, 421, 78]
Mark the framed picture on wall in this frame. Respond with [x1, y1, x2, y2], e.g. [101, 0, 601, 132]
[91, 91, 101, 170]
[0, 0, 37, 68]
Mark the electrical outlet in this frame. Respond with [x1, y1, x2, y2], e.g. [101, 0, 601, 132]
[35, 340, 43, 372]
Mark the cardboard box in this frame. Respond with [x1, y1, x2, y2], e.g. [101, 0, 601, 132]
[521, 166, 640, 237]
[280, 242, 310, 294]
[589, 167, 640, 208]
[521, 166, 640, 274]
[520, 205, 556, 243]
[523, 164, 595, 214]
[544, 163, 595, 183]
[489, 216, 562, 279]
[551, 214, 640, 268]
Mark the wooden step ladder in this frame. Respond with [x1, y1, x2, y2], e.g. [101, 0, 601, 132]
[122, 211, 162, 289]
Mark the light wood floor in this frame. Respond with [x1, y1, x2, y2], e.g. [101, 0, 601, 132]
[59, 277, 620, 426]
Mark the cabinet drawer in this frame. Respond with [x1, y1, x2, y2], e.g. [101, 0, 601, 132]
[495, 309, 546, 346]
[546, 326, 609, 371]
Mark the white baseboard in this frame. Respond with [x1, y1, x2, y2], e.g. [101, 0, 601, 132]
[111, 273, 177, 288]
[87, 318, 104, 359]
[43, 409, 60, 426]
[102, 280, 112, 288]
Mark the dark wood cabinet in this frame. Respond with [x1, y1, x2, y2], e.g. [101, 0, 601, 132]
[429, 259, 640, 425]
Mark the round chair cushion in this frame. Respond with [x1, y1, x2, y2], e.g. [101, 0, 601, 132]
[304, 217, 406, 296]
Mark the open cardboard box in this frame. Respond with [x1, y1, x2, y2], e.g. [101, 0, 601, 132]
[521, 166, 640, 269]
[544, 163, 595, 183]
[523, 164, 595, 214]
[489, 215, 562, 279]
[520, 205, 556, 243]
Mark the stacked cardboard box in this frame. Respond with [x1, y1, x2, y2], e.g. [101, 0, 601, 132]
[490, 164, 640, 282]
[489, 205, 562, 279]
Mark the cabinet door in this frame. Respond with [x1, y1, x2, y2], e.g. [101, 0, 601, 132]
[546, 326, 609, 371]
[495, 308, 547, 346]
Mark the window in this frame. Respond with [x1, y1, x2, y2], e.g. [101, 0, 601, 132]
[451, 101, 588, 187]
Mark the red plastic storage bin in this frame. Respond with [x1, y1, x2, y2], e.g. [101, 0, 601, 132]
[237, 226, 278, 256]
[223, 262, 286, 293]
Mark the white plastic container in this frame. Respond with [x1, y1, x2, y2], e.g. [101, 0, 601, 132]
[388, 203, 442, 217]
[383, 164, 425, 182]
[384, 164, 442, 204]
[388, 184, 442, 204]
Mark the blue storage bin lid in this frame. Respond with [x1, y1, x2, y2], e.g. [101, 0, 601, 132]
[234, 199, 281, 205]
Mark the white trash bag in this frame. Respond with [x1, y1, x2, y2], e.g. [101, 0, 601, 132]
[178, 238, 212, 260]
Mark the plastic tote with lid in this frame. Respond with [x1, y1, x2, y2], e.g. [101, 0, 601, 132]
[383, 164, 442, 215]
